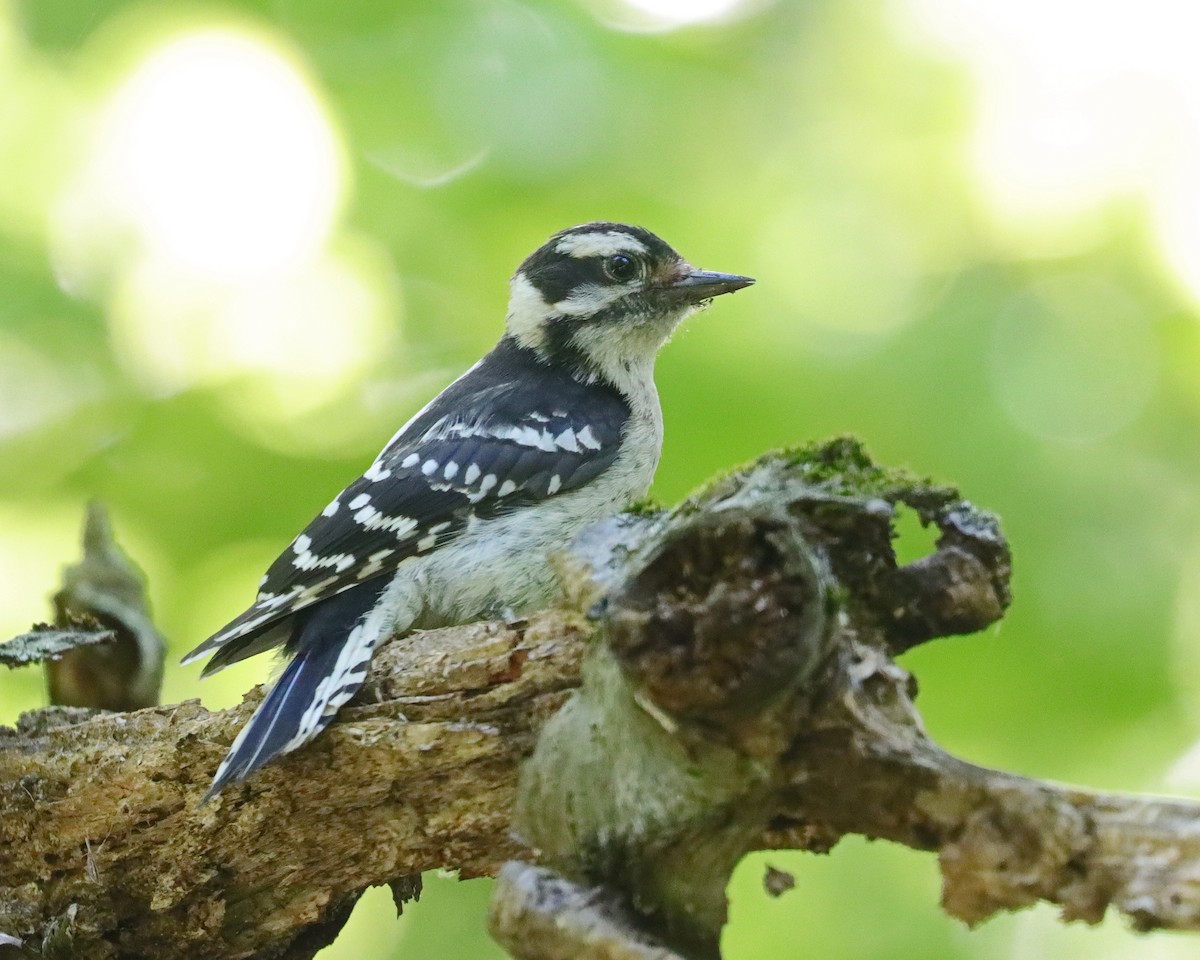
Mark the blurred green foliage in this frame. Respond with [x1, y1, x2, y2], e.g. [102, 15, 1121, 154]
[3, 1, 1200, 958]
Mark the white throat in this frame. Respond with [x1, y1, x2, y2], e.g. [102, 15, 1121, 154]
[505, 271, 696, 395]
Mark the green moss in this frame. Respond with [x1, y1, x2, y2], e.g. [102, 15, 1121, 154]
[680, 436, 959, 516]
[625, 497, 666, 517]
[780, 436, 956, 504]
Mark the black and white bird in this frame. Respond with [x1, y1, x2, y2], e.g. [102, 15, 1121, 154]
[183, 221, 753, 799]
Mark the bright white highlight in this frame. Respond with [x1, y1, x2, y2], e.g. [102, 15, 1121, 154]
[108, 248, 389, 414]
[615, 0, 746, 28]
[898, 0, 1200, 305]
[50, 27, 392, 435]
[103, 30, 342, 281]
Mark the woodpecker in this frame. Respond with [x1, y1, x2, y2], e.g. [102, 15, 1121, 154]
[183, 221, 754, 798]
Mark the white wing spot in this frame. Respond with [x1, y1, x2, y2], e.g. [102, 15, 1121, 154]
[498, 479, 517, 497]
[479, 474, 497, 496]
[293, 534, 312, 554]
[382, 515, 418, 537]
[295, 551, 355, 573]
[322, 498, 341, 517]
[349, 493, 372, 510]
[554, 428, 579, 452]
[464, 463, 481, 485]
[547, 474, 562, 495]
[443, 461, 458, 480]
[514, 426, 540, 447]
[504, 425, 556, 451]
[357, 548, 395, 580]
[354, 513, 419, 539]
[401, 453, 420, 469]
[417, 532, 437, 551]
[577, 425, 601, 450]
[297, 576, 338, 603]
[422, 459, 439, 476]
[355, 505, 379, 524]
[364, 461, 392, 482]
[442, 421, 482, 440]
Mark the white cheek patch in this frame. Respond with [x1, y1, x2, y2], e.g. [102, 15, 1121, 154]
[506, 273, 553, 351]
[555, 231, 649, 258]
[554, 282, 625, 317]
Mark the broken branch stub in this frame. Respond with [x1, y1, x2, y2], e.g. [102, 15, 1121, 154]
[503, 438, 1013, 959]
[48, 502, 165, 711]
[606, 506, 829, 730]
[0, 502, 165, 711]
[512, 504, 833, 959]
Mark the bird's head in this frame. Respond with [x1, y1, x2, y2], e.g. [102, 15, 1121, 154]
[505, 222, 753, 382]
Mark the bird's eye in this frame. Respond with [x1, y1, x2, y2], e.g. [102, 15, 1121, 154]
[604, 254, 638, 283]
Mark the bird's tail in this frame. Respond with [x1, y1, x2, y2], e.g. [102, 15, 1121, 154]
[202, 579, 389, 802]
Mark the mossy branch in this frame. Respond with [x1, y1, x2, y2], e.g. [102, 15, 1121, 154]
[1, 440, 1196, 960]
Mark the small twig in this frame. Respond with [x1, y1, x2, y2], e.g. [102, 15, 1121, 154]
[0, 625, 115, 668]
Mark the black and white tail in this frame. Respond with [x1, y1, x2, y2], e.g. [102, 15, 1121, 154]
[202, 579, 388, 802]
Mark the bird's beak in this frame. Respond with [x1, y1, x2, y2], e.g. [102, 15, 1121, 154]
[661, 267, 756, 304]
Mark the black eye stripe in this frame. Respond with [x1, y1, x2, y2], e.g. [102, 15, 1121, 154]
[523, 254, 637, 304]
[516, 223, 684, 306]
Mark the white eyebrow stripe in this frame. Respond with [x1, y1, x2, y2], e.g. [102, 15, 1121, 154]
[554, 231, 649, 258]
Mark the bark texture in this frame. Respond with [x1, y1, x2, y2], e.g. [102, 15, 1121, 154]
[2, 440, 1198, 959]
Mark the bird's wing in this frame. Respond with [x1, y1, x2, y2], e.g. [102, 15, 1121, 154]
[182, 374, 630, 668]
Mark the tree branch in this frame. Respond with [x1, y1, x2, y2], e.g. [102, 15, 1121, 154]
[2, 439, 1197, 959]
[1, 614, 578, 959]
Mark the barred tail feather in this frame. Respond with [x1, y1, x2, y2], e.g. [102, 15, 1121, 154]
[202, 579, 389, 802]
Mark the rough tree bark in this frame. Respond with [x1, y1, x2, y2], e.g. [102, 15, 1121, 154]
[2, 439, 1199, 960]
